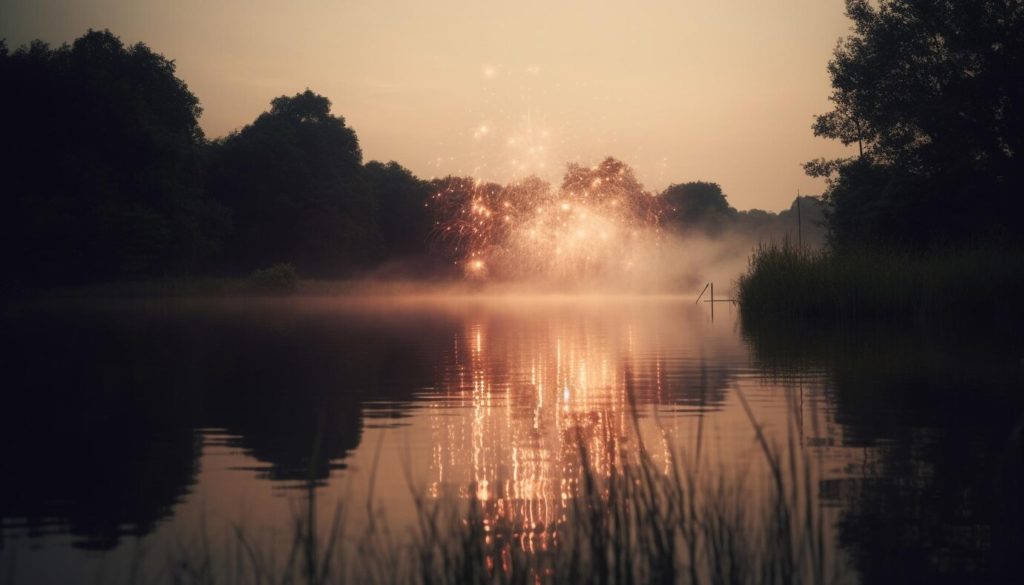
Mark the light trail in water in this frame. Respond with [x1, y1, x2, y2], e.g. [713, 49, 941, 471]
[427, 313, 674, 551]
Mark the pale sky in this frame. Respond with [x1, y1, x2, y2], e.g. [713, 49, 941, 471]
[2, 0, 853, 211]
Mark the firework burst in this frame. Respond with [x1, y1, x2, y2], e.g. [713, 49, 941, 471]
[431, 157, 665, 284]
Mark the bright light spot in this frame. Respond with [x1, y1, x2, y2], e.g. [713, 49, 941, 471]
[431, 158, 662, 284]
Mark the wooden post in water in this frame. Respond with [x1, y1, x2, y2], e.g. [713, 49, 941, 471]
[710, 282, 714, 321]
[695, 281, 710, 304]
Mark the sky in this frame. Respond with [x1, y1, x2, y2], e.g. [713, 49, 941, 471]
[1, 0, 854, 211]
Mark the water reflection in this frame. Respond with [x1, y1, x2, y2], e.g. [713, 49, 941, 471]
[0, 296, 1020, 584]
[0, 305, 203, 550]
[413, 301, 759, 556]
[428, 314, 645, 546]
[0, 299, 451, 550]
[742, 319, 1024, 584]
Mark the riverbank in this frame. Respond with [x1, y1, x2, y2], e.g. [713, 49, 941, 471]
[2, 275, 467, 300]
[736, 242, 1024, 327]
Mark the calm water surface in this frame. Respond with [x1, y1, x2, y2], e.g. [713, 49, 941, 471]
[1, 296, 1021, 583]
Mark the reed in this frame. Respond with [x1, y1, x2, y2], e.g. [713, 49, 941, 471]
[161, 395, 835, 585]
[736, 240, 1024, 326]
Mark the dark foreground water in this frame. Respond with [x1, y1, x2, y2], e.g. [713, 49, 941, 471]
[1, 295, 1021, 584]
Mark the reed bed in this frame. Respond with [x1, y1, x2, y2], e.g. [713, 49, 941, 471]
[161, 394, 836, 585]
[736, 240, 1024, 326]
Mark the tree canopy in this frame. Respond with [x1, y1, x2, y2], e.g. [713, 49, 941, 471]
[0, 29, 221, 284]
[205, 90, 372, 276]
[364, 160, 432, 260]
[2, 28, 838, 288]
[661, 181, 737, 234]
[809, 0, 1024, 248]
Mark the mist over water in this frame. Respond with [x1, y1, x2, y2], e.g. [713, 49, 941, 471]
[422, 157, 817, 294]
[3, 1, 1022, 582]
[354, 231, 799, 298]
[0, 156, 836, 585]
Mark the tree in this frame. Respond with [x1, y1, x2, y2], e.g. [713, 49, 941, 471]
[809, 0, 1024, 248]
[426, 176, 504, 268]
[560, 157, 659, 221]
[363, 160, 432, 259]
[660, 181, 737, 234]
[206, 90, 372, 275]
[0, 30, 222, 285]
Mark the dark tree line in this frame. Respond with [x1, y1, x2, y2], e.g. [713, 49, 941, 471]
[0, 29, 809, 288]
[661, 181, 826, 245]
[205, 90, 371, 275]
[6, 6, 1017, 287]
[808, 0, 1024, 250]
[0, 30, 435, 287]
[0, 30, 215, 284]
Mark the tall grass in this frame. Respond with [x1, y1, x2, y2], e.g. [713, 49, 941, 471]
[160, 394, 836, 585]
[736, 240, 1024, 326]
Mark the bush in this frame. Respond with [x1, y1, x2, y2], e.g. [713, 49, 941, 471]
[246, 263, 298, 293]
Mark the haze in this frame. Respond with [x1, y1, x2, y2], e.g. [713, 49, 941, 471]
[1, 0, 853, 210]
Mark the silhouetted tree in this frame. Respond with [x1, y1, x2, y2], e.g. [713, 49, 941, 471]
[661, 181, 737, 234]
[0, 30, 224, 286]
[561, 157, 660, 223]
[427, 175, 494, 267]
[808, 0, 1024, 248]
[206, 90, 372, 276]
[364, 160, 432, 260]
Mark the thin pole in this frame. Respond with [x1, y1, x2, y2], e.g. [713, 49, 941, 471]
[695, 282, 710, 304]
[797, 189, 803, 250]
[710, 282, 714, 322]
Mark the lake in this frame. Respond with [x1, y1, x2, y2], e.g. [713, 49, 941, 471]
[1, 295, 1021, 584]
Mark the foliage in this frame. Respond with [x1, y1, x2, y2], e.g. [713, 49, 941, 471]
[166, 403, 832, 585]
[363, 160, 432, 260]
[0, 30, 225, 285]
[661, 181, 737, 234]
[660, 180, 828, 247]
[562, 158, 648, 201]
[737, 240, 1024, 326]
[205, 90, 372, 277]
[0, 24, 878, 291]
[809, 0, 1024, 249]
[427, 158, 667, 283]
